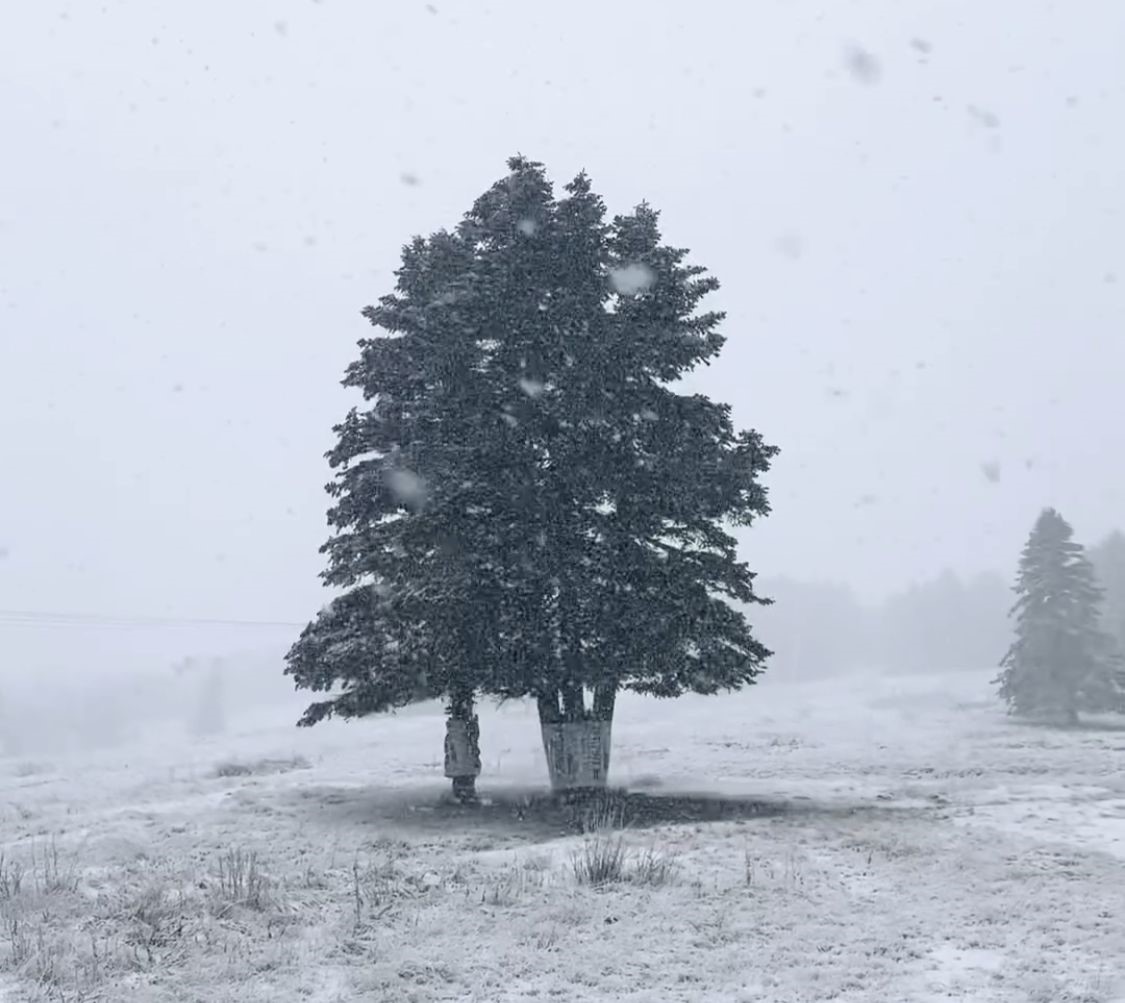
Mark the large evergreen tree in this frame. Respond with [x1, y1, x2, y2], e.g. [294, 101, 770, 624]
[451, 158, 777, 790]
[286, 157, 777, 795]
[995, 508, 1125, 723]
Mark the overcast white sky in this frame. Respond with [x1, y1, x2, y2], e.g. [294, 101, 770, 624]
[2, 0, 1124, 677]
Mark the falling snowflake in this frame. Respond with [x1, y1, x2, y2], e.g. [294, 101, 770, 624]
[386, 467, 428, 509]
[518, 377, 545, 398]
[843, 45, 881, 85]
[609, 263, 655, 296]
[400, 172, 421, 186]
[981, 461, 1001, 483]
[517, 218, 538, 236]
[967, 105, 1000, 129]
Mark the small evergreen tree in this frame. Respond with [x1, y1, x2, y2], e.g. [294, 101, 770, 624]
[995, 508, 1125, 723]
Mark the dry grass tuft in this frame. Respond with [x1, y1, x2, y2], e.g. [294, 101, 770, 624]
[571, 833, 627, 886]
[211, 849, 275, 913]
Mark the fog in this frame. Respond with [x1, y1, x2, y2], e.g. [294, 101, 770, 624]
[3, 1, 1125, 748]
[756, 571, 1012, 681]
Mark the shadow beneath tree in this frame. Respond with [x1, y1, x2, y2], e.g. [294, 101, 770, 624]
[1060, 718, 1125, 734]
[284, 782, 919, 846]
[1006, 715, 1125, 734]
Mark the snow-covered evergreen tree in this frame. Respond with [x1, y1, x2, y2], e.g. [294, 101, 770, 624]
[462, 159, 777, 792]
[287, 156, 777, 796]
[995, 508, 1124, 723]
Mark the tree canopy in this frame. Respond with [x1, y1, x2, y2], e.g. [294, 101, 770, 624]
[286, 157, 777, 786]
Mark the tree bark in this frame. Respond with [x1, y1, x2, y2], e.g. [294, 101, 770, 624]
[444, 688, 481, 803]
[593, 683, 616, 722]
[537, 683, 617, 795]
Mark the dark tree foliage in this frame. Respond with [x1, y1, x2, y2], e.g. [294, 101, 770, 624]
[995, 508, 1125, 723]
[285, 588, 440, 724]
[449, 160, 777, 727]
[286, 156, 777, 789]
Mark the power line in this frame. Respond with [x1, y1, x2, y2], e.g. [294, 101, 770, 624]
[0, 608, 304, 630]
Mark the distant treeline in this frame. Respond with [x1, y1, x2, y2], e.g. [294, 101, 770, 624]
[757, 530, 1125, 679]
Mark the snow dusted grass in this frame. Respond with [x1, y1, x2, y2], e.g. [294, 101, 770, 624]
[211, 754, 311, 779]
[1, 669, 1124, 1000]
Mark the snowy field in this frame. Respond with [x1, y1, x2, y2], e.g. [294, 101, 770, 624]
[2, 668, 1124, 1002]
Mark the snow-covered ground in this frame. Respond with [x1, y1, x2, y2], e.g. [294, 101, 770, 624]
[2, 668, 1124, 1001]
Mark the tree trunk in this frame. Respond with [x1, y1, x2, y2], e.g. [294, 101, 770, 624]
[444, 689, 481, 803]
[537, 683, 616, 795]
